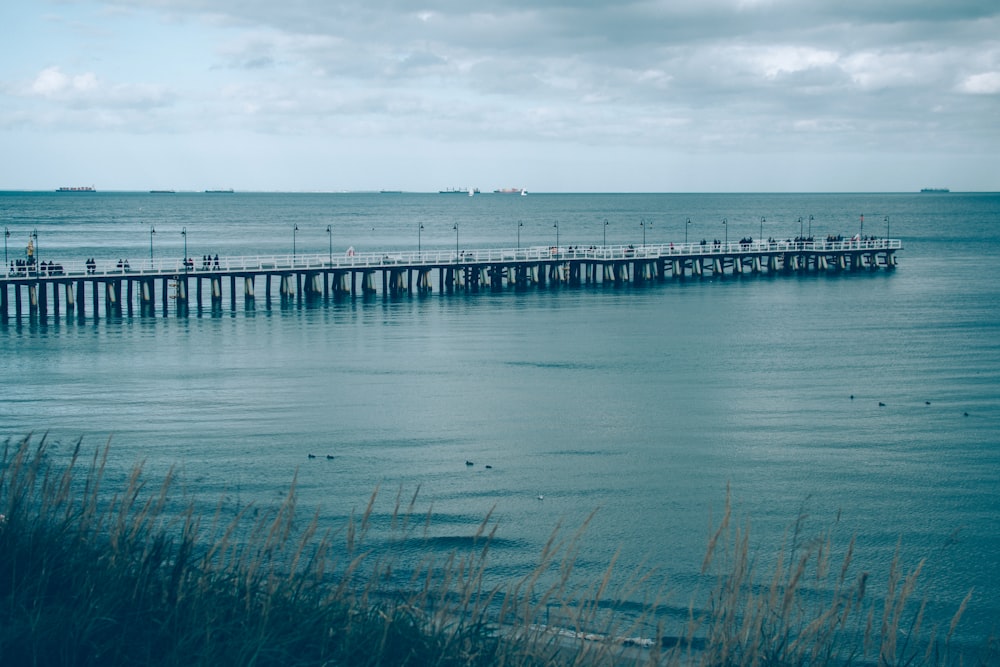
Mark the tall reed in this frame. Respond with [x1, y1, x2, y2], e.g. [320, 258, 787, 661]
[1, 435, 994, 666]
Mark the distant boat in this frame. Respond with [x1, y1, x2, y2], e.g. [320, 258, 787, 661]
[920, 188, 950, 193]
[56, 186, 95, 192]
[494, 187, 527, 195]
[149, 190, 175, 194]
[204, 189, 234, 193]
[439, 187, 479, 195]
[379, 190, 403, 194]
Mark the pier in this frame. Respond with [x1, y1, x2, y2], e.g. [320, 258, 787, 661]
[0, 239, 900, 321]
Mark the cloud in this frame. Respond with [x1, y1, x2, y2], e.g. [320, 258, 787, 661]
[958, 72, 1000, 94]
[2, 0, 997, 189]
[25, 66, 174, 110]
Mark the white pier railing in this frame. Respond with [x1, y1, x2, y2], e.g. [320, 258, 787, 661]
[3, 239, 902, 280]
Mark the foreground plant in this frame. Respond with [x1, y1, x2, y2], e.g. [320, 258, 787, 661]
[0, 435, 994, 666]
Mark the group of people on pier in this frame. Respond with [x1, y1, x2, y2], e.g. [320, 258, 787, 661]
[9, 259, 66, 276]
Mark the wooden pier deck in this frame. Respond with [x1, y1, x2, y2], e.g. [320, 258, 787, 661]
[0, 239, 901, 321]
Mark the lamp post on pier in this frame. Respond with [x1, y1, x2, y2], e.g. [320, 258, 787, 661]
[149, 225, 156, 263]
[798, 216, 803, 241]
[603, 218, 608, 247]
[722, 218, 727, 247]
[453, 223, 459, 261]
[4, 227, 9, 266]
[327, 225, 333, 265]
[759, 217, 765, 244]
[181, 227, 187, 272]
[808, 215, 814, 239]
[885, 215, 890, 241]
[517, 220, 522, 250]
[553, 222, 559, 257]
[31, 229, 38, 276]
[418, 223, 423, 255]
[293, 224, 298, 263]
[685, 218, 691, 245]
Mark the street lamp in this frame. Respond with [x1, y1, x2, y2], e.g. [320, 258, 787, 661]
[31, 229, 38, 276]
[808, 215, 813, 239]
[418, 223, 423, 255]
[859, 214, 864, 239]
[885, 215, 890, 241]
[453, 223, 459, 261]
[759, 217, 765, 243]
[327, 225, 333, 265]
[293, 224, 299, 262]
[149, 225, 156, 262]
[181, 227, 187, 272]
[4, 227, 9, 267]
[517, 221, 522, 250]
[722, 218, 727, 246]
[798, 216, 803, 241]
[553, 222, 559, 257]
[640, 218, 647, 247]
[685, 218, 691, 245]
[603, 218, 608, 247]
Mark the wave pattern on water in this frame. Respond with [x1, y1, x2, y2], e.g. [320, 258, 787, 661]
[2, 191, 999, 650]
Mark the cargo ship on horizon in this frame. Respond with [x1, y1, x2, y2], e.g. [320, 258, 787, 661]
[56, 186, 95, 192]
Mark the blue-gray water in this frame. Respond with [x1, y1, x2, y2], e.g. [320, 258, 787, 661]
[2, 191, 998, 648]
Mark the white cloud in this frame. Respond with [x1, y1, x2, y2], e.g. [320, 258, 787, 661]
[2, 0, 998, 190]
[958, 71, 1000, 94]
[24, 66, 174, 110]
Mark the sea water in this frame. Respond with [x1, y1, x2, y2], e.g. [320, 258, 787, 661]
[2, 191, 998, 650]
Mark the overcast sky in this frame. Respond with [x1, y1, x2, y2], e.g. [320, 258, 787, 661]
[2, 0, 998, 192]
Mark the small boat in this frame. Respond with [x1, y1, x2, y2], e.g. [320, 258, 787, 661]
[920, 188, 949, 193]
[204, 188, 234, 193]
[493, 187, 526, 195]
[149, 190, 175, 194]
[56, 186, 95, 192]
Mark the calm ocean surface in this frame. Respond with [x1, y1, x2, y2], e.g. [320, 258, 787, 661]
[2, 191, 999, 647]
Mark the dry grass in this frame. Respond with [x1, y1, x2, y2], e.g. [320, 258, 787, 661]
[0, 435, 995, 666]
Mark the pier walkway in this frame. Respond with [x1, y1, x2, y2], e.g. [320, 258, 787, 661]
[1, 238, 901, 321]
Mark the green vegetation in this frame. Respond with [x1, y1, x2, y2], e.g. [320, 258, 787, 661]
[0, 435, 995, 666]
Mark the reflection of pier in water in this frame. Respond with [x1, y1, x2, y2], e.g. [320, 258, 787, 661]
[0, 239, 901, 321]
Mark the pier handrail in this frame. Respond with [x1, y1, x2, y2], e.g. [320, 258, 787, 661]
[2, 238, 902, 280]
